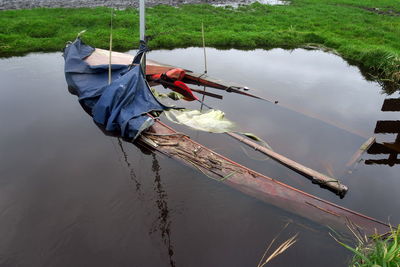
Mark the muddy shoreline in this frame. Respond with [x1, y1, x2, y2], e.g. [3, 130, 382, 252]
[0, 0, 257, 10]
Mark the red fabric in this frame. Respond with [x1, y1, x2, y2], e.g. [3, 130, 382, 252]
[151, 73, 162, 80]
[149, 68, 197, 101]
[165, 68, 186, 80]
[150, 68, 186, 82]
[173, 81, 198, 101]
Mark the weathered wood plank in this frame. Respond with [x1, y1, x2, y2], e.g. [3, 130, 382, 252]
[374, 121, 400, 133]
[382, 98, 400, 111]
[365, 159, 400, 165]
[382, 142, 400, 153]
[367, 142, 398, 154]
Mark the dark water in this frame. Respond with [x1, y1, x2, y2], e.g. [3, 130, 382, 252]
[0, 48, 398, 266]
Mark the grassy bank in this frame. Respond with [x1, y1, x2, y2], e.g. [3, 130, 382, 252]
[0, 0, 399, 90]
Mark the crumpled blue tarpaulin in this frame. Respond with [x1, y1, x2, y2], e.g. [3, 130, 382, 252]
[63, 38, 168, 139]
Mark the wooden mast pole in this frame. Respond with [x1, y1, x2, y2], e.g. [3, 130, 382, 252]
[139, 0, 145, 42]
[139, 0, 146, 75]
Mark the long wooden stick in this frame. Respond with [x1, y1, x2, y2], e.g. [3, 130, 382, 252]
[190, 88, 223, 99]
[226, 132, 348, 196]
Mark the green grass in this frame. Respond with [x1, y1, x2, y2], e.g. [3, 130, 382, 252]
[0, 0, 399, 91]
[335, 225, 400, 267]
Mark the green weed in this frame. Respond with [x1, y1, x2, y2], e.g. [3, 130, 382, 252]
[332, 225, 400, 267]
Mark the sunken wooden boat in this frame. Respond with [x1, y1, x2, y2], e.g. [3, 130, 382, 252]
[138, 119, 389, 236]
[86, 46, 350, 195]
[63, 38, 390, 236]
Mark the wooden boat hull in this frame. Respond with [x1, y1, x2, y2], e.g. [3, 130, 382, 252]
[139, 119, 390, 236]
[85, 47, 390, 235]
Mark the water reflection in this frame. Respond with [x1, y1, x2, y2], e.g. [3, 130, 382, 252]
[83, 108, 177, 265]
[150, 153, 176, 267]
[378, 80, 400, 95]
[356, 67, 400, 95]
[81, 105, 176, 264]
[116, 138, 142, 191]
[366, 98, 400, 166]
[91, 120, 145, 194]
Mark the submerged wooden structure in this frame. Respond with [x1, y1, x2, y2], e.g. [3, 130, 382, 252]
[78, 46, 393, 235]
[85, 48, 348, 196]
[138, 118, 389, 235]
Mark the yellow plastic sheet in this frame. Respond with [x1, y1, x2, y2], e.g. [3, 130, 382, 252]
[164, 109, 235, 133]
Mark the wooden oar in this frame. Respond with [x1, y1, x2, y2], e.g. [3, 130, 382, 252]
[226, 86, 278, 103]
[190, 88, 223, 99]
[183, 73, 279, 104]
[226, 132, 348, 196]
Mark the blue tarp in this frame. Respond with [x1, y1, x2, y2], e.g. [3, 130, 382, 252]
[63, 38, 169, 140]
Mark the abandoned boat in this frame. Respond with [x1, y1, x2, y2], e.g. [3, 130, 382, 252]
[63, 37, 390, 236]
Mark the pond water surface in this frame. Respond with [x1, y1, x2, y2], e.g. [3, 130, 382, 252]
[0, 47, 399, 266]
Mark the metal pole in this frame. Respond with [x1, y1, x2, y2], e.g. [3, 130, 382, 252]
[139, 0, 145, 41]
[201, 22, 207, 74]
[139, 0, 146, 75]
[108, 8, 114, 85]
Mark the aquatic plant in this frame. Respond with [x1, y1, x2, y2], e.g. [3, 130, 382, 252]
[332, 225, 400, 267]
[257, 223, 298, 266]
